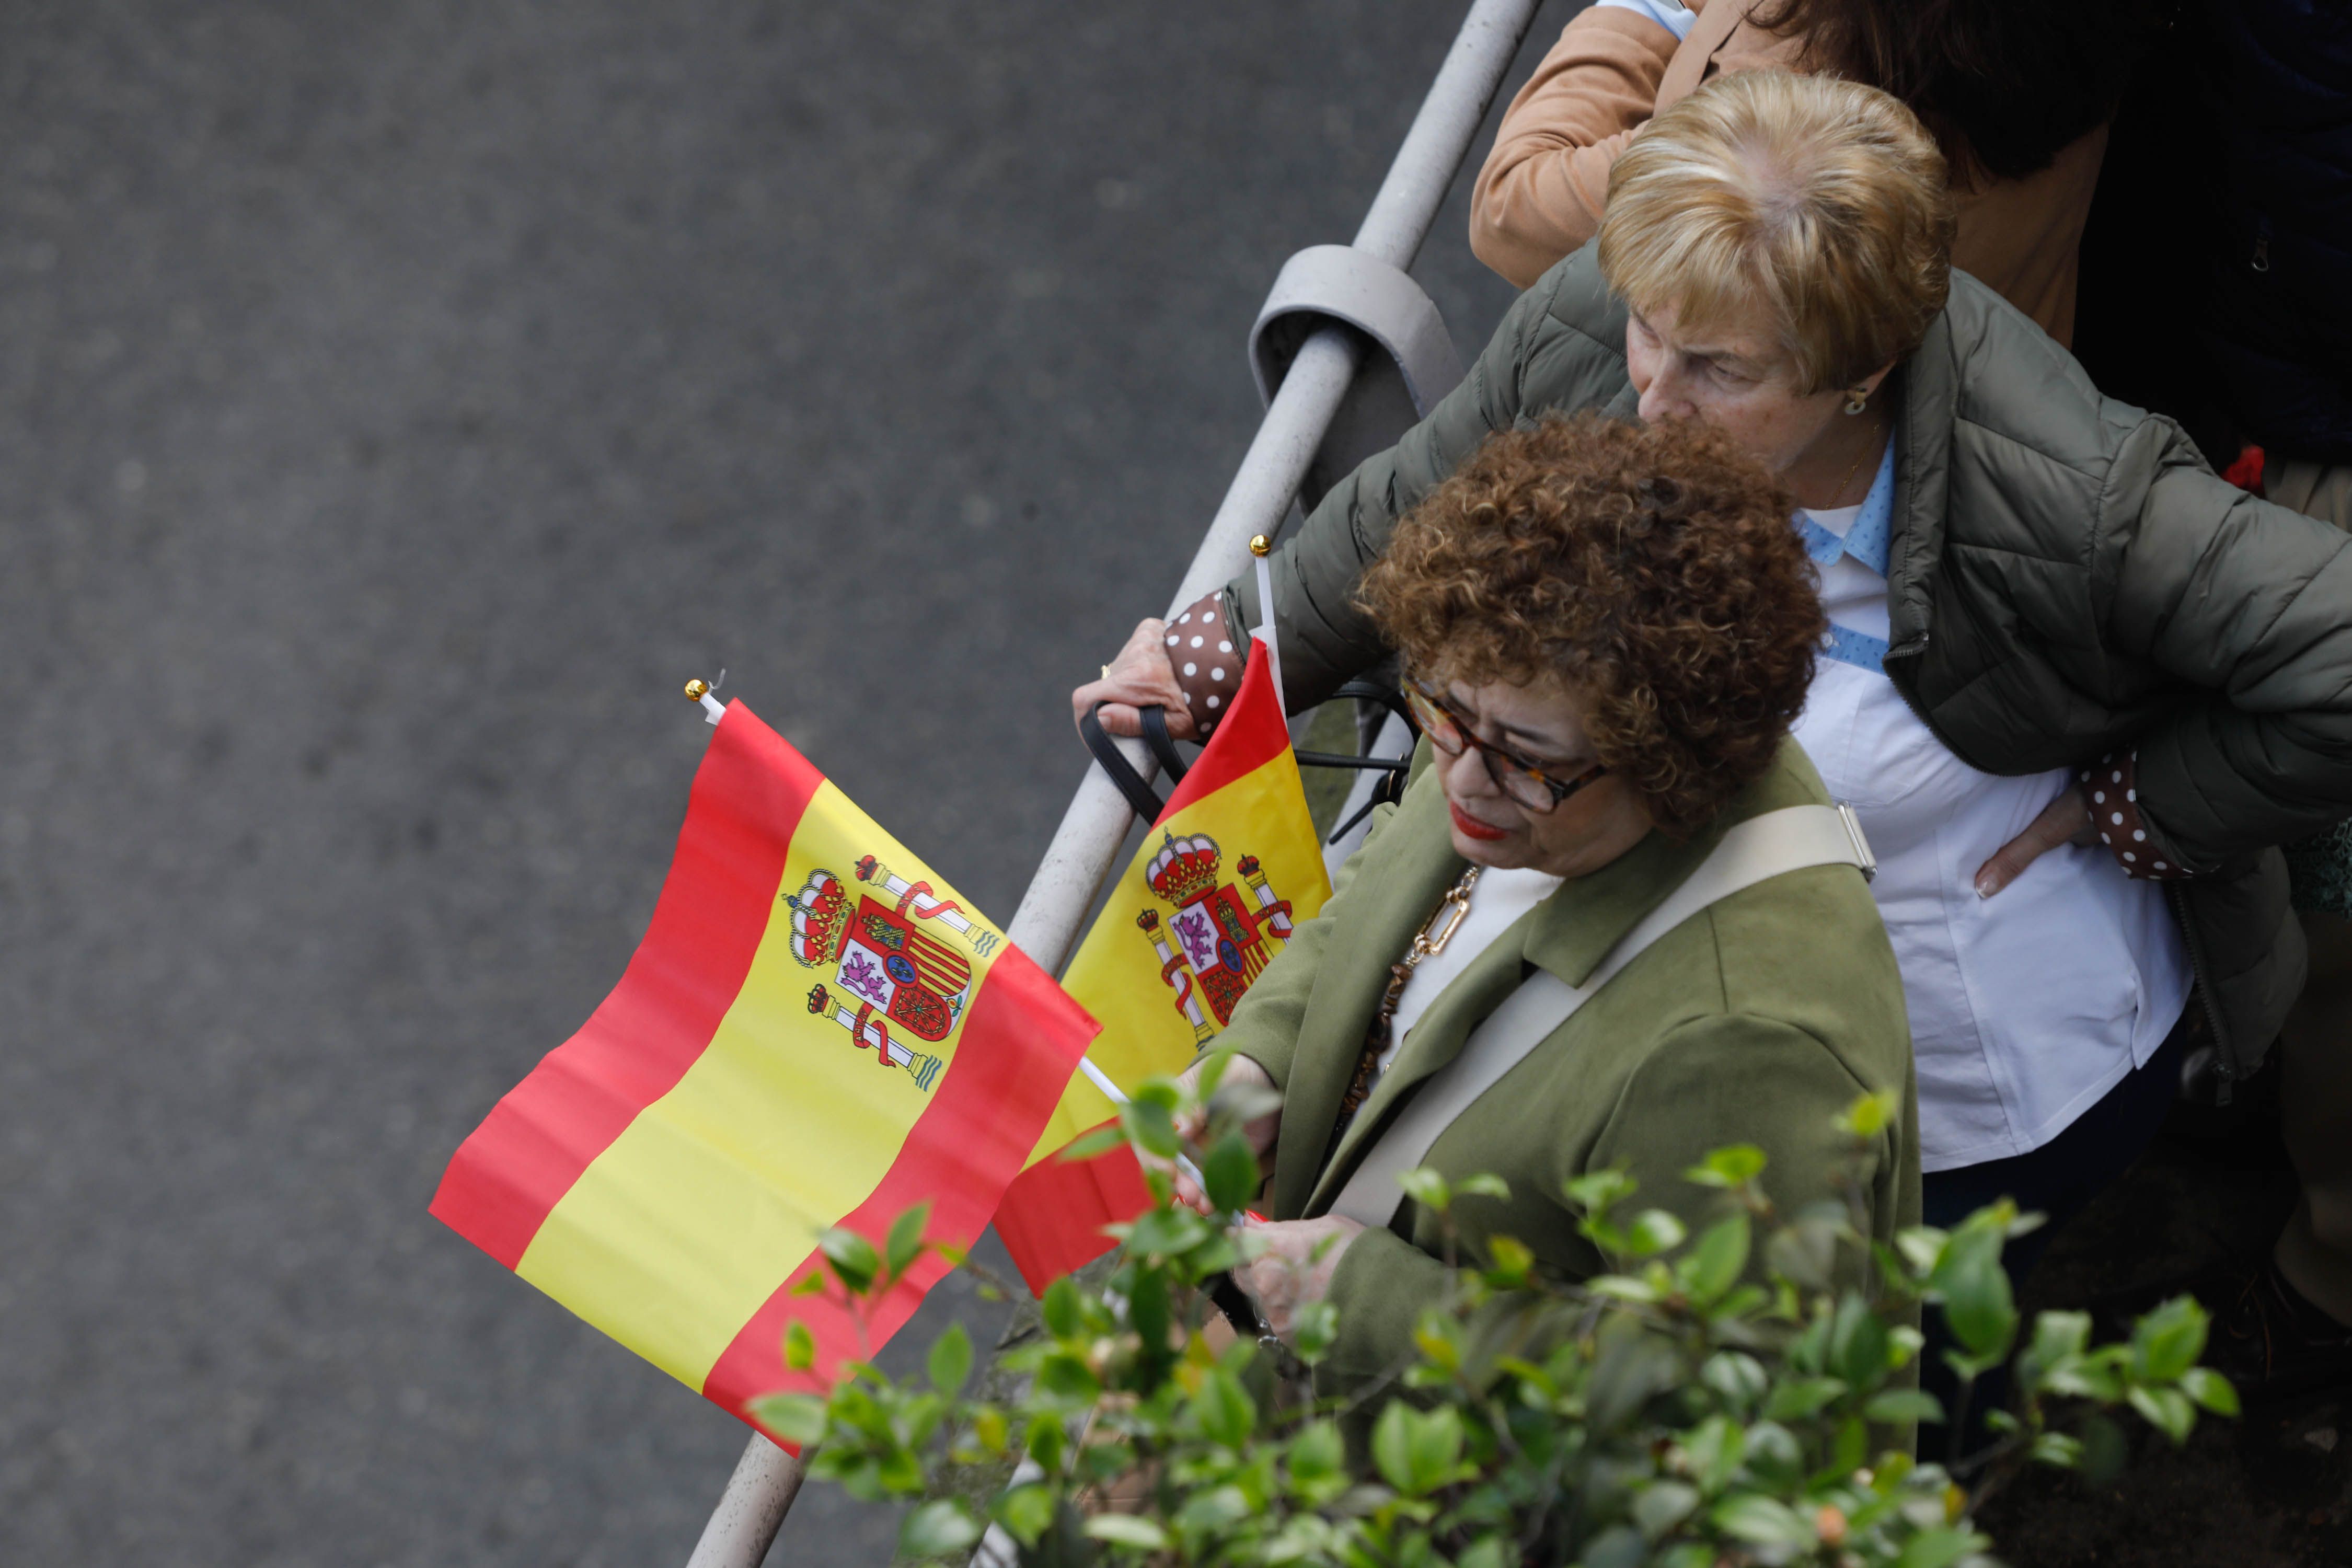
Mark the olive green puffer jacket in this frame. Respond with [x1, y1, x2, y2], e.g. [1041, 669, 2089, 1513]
[1221, 244, 2352, 1086]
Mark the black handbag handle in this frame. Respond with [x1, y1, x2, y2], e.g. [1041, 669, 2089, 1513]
[1139, 704, 1189, 783]
[1081, 702, 1173, 822]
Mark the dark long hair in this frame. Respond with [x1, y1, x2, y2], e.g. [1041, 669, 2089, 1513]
[1750, 0, 2155, 185]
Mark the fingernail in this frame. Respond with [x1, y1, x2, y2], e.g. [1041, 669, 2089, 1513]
[1975, 874, 1996, 899]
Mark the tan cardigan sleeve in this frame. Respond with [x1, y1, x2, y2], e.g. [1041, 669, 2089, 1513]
[1468, 5, 1684, 289]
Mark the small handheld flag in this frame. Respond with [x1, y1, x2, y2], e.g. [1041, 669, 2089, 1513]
[431, 696, 1097, 1446]
[994, 641, 1331, 1290]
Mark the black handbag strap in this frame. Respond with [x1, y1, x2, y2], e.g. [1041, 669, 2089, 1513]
[1138, 704, 1189, 783]
[1081, 702, 1171, 822]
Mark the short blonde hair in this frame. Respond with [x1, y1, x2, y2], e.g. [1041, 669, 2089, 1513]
[1597, 71, 1955, 395]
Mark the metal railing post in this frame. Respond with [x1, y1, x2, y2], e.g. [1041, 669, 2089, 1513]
[686, 2, 1544, 1561]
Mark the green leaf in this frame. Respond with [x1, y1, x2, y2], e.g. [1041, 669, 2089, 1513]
[1371, 1401, 1417, 1494]
[2030, 1431, 2083, 1468]
[1765, 1215, 1839, 1294]
[1684, 1144, 1767, 1188]
[1455, 1173, 1511, 1202]
[898, 1500, 981, 1560]
[1397, 1167, 1451, 1213]
[1120, 1096, 1181, 1159]
[1564, 1167, 1638, 1217]
[1289, 1419, 1344, 1481]
[1711, 1493, 1816, 1548]
[1293, 1299, 1339, 1365]
[1623, 1209, 1687, 1258]
[1890, 1526, 1990, 1568]
[884, 1203, 931, 1284]
[1041, 1275, 1082, 1340]
[746, 1392, 828, 1445]
[1762, 1376, 1847, 1422]
[1633, 1480, 1699, 1540]
[1125, 1205, 1213, 1259]
[1037, 1351, 1101, 1406]
[1838, 1090, 1897, 1138]
[2128, 1383, 2198, 1444]
[1202, 1132, 1261, 1212]
[817, 1228, 880, 1296]
[1679, 1213, 1750, 1303]
[1864, 1388, 1946, 1425]
[1682, 1413, 1745, 1495]
[1407, 1405, 1465, 1493]
[1936, 1240, 2017, 1361]
[2180, 1366, 2241, 1416]
[991, 1485, 1055, 1548]
[1175, 1483, 1252, 1535]
[1026, 1415, 1066, 1471]
[1485, 1233, 1536, 1284]
[1830, 1292, 1892, 1390]
[782, 1321, 816, 1371]
[1058, 1123, 1130, 1162]
[1191, 1369, 1255, 1449]
[789, 1273, 828, 1298]
[2021, 1309, 2092, 1379]
[927, 1321, 972, 1395]
[1699, 1352, 1769, 1415]
[1083, 1514, 1170, 1550]
[2131, 1294, 2210, 1383]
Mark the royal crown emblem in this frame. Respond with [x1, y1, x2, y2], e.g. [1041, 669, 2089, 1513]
[1135, 832, 1296, 1043]
[787, 855, 999, 1093]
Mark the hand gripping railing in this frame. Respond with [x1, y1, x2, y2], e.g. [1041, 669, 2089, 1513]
[682, 3, 1544, 1562]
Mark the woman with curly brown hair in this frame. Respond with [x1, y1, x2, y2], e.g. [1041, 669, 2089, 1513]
[1158, 413, 1916, 1388]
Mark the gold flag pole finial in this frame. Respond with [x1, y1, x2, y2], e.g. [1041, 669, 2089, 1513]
[1248, 533, 1272, 557]
[683, 674, 727, 725]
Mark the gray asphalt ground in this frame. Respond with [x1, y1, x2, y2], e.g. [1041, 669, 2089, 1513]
[0, 3, 1553, 1562]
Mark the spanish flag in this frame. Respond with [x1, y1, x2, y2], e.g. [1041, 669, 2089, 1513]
[431, 702, 1096, 1442]
[994, 645, 1332, 1290]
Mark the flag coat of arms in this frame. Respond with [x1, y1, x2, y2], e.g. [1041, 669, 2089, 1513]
[431, 702, 1096, 1442]
[994, 644, 1332, 1290]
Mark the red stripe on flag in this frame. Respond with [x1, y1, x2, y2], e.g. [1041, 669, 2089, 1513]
[430, 702, 819, 1269]
[1156, 642, 1287, 820]
[700, 943, 1099, 1438]
[994, 1127, 1152, 1295]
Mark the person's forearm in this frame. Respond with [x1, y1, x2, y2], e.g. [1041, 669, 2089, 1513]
[1468, 5, 1682, 286]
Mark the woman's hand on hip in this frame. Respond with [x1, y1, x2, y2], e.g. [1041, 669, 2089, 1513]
[1238, 1215, 1365, 1340]
[1073, 617, 1197, 741]
[1975, 781, 2095, 898]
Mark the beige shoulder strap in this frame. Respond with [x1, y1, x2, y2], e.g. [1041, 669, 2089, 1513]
[1327, 803, 1871, 1228]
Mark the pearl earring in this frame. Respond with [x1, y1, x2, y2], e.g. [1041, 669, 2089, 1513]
[1844, 389, 1869, 415]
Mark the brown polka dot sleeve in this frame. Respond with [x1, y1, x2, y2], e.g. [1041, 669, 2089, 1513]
[2080, 751, 2194, 879]
[1166, 590, 1245, 736]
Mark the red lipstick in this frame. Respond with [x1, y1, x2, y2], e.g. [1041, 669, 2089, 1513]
[1449, 801, 1511, 842]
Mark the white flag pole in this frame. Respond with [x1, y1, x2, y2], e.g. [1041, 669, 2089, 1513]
[1248, 534, 1283, 714]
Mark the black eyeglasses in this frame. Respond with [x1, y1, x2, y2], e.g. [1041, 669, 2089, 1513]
[1402, 678, 1609, 814]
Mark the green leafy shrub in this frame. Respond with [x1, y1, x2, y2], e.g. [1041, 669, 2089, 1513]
[756, 1056, 2235, 1565]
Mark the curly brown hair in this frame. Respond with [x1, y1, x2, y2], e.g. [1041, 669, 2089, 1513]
[1356, 413, 1823, 834]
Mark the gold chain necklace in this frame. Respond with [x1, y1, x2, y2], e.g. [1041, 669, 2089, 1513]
[1331, 866, 1482, 1128]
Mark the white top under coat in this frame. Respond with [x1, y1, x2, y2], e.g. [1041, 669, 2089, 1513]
[1374, 866, 1565, 1079]
[1795, 494, 2193, 1172]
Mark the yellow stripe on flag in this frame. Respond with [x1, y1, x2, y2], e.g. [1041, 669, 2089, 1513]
[1025, 743, 1331, 1166]
[516, 780, 994, 1391]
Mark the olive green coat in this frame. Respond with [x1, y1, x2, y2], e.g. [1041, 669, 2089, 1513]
[1221, 246, 2352, 1085]
[1214, 741, 1918, 1391]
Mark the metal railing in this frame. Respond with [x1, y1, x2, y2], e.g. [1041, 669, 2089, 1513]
[682, 3, 1546, 1561]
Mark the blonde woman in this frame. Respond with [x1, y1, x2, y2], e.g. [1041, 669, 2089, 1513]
[1077, 72, 2352, 1396]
